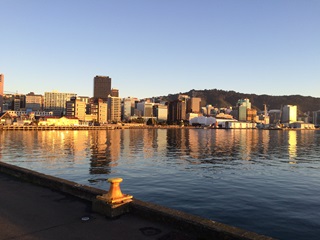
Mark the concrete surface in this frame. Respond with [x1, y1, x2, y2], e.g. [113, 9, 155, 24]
[0, 161, 274, 240]
[0, 172, 193, 240]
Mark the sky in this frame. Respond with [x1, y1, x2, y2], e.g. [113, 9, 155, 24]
[1, 0, 319, 99]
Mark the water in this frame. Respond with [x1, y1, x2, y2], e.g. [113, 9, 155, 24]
[1, 129, 320, 239]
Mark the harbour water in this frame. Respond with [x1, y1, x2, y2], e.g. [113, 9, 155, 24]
[1, 128, 320, 239]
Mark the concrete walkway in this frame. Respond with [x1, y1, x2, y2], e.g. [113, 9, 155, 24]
[0, 173, 193, 240]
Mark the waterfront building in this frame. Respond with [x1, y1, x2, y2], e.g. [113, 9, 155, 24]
[202, 105, 215, 116]
[108, 95, 121, 122]
[269, 109, 282, 125]
[96, 98, 107, 124]
[0, 111, 15, 125]
[0, 74, 4, 113]
[11, 94, 26, 111]
[247, 108, 257, 122]
[38, 116, 79, 126]
[187, 97, 201, 114]
[93, 75, 111, 101]
[66, 96, 86, 122]
[86, 98, 107, 124]
[137, 101, 154, 118]
[168, 99, 187, 124]
[122, 97, 139, 121]
[153, 104, 168, 123]
[4, 110, 53, 117]
[313, 110, 320, 127]
[26, 92, 43, 111]
[44, 91, 76, 116]
[237, 98, 251, 121]
[281, 105, 297, 125]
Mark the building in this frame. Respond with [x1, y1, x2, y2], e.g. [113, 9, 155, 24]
[246, 108, 257, 122]
[0, 74, 4, 113]
[66, 96, 87, 121]
[88, 98, 108, 124]
[137, 101, 154, 118]
[237, 98, 252, 121]
[111, 88, 119, 97]
[202, 104, 216, 116]
[187, 97, 201, 113]
[269, 109, 282, 125]
[44, 91, 76, 116]
[313, 110, 320, 127]
[108, 96, 121, 122]
[281, 105, 297, 125]
[38, 116, 79, 126]
[153, 104, 168, 123]
[26, 92, 43, 111]
[93, 76, 111, 101]
[168, 99, 187, 124]
[122, 97, 139, 121]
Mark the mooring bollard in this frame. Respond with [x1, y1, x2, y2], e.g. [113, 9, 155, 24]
[93, 177, 133, 218]
[98, 177, 133, 204]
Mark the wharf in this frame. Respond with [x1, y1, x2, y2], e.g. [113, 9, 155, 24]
[0, 162, 274, 240]
[0, 124, 191, 131]
[0, 125, 122, 131]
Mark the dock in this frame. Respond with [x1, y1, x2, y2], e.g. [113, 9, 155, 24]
[0, 162, 274, 240]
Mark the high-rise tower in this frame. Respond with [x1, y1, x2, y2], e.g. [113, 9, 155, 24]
[93, 76, 111, 101]
[0, 74, 4, 113]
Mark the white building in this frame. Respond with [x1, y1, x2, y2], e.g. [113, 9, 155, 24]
[281, 105, 297, 125]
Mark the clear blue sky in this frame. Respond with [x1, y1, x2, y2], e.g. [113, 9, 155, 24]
[1, 0, 319, 99]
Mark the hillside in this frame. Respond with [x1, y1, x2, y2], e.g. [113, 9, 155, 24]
[161, 89, 320, 115]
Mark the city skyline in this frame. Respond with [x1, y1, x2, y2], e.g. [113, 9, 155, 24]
[1, 1, 320, 99]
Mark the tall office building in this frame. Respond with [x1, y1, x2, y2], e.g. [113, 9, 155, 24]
[281, 105, 297, 124]
[44, 91, 76, 116]
[108, 96, 121, 122]
[0, 74, 4, 113]
[187, 97, 201, 113]
[93, 76, 111, 101]
[237, 98, 252, 121]
[168, 99, 187, 124]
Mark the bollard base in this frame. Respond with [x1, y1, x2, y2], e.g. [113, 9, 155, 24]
[92, 197, 132, 218]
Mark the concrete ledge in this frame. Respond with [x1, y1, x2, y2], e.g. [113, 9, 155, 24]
[130, 199, 273, 240]
[0, 161, 105, 201]
[0, 161, 274, 240]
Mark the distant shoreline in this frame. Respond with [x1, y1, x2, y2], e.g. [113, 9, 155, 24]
[0, 124, 193, 131]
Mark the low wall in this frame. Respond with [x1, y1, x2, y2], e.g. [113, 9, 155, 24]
[0, 161, 273, 240]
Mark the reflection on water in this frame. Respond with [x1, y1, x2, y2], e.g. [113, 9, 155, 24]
[1, 129, 320, 240]
[288, 130, 297, 160]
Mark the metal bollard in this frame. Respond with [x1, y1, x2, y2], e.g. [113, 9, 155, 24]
[97, 178, 133, 204]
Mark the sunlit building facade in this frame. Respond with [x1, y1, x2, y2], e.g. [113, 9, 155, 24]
[108, 96, 121, 122]
[66, 96, 86, 121]
[0, 74, 4, 113]
[187, 97, 201, 113]
[281, 105, 297, 124]
[44, 91, 76, 116]
[26, 92, 43, 111]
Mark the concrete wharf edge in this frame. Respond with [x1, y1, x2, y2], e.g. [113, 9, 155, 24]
[0, 161, 274, 240]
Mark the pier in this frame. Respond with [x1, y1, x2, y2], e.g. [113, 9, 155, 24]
[0, 161, 274, 240]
